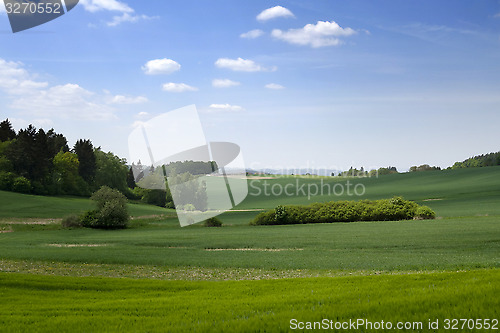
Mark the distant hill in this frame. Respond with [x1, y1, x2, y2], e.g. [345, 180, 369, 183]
[451, 151, 500, 169]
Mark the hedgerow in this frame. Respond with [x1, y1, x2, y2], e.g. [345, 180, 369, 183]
[250, 197, 435, 226]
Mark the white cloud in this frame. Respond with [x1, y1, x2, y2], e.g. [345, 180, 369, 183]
[162, 83, 198, 93]
[212, 79, 240, 88]
[81, 0, 156, 27]
[79, 0, 133, 13]
[265, 83, 285, 90]
[272, 21, 357, 48]
[11, 83, 116, 121]
[0, 59, 49, 95]
[0, 58, 137, 121]
[142, 58, 181, 75]
[137, 112, 149, 118]
[107, 13, 157, 27]
[240, 29, 264, 39]
[8, 118, 54, 130]
[257, 6, 294, 22]
[215, 57, 275, 72]
[111, 95, 148, 104]
[208, 104, 243, 112]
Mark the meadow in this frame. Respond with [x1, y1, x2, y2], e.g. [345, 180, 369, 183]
[0, 166, 499, 332]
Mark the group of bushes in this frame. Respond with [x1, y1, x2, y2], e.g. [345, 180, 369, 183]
[62, 186, 129, 229]
[0, 172, 32, 193]
[62, 186, 222, 229]
[250, 197, 436, 226]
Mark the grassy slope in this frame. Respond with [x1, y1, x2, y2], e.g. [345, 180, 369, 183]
[0, 167, 498, 332]
[0, 217, 498, 271]
[239, 166, 500, 217]
[0, 167, 499, 271]
[0, 191, 174, 218]
[1, 165, 499, 218]
[0, 270, 498, 332]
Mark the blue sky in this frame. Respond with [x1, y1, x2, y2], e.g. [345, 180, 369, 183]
[1, 0, 499, 172]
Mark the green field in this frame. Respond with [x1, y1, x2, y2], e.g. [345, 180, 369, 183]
[0, 166, 499, 332]
[1, 270, 498, 332]
[0, 190, 173, 219]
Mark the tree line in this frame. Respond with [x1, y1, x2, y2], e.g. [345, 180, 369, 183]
[0, 119, 131, 196]
[0, 118, 217, 210]
[450, 152, 500, 169]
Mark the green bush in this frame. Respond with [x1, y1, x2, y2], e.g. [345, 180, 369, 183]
[274, 205, 287, 223]
[415, 206, 436, 220]
[142, 189, 167, 207]
[183, 203, 196, 211]
[249, 210, 275, 226]
[79, 210, 98, 228]
[96, 199, 129, 229]
[79, 186, 129, 229]
[12, 176, 31, 194]
[61, 215, 82, 228]
[31, 181, 48, 195]
[0, 171, 16, 191]
[204, 217, 222, 227]
[251, 197, 435, 226]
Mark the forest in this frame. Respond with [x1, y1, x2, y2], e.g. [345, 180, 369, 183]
[0, 118, 213, 208]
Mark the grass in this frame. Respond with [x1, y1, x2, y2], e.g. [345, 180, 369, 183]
[1, 166, 500, 220]
[0, 217, 498, 271]
[0, 190, 174, 218]
[0, 269, 498, 332]
[0, 167, 498, 332]
[239, 166, 500, 217]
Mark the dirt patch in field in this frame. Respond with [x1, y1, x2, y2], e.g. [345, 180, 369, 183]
[245, 176, 276, 179]
[0, 218, 61, 225]
[422, 198, 443, 202]
[130, 214, 176, 220]
[46, 244, 109, 248]
[205, 248, 303, 252]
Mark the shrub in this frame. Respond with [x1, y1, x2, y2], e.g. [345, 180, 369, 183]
[183, 203, 196, 211]
[251, 197, 436, 226]
[204, 217, 222, 227]
[142, 189, 167, 207]
[91, 186, 126, 209]
[274, 205, 287, 223]
[95, 199, 129, 229]
[80, 186, 129, 229]
[80, 210, 98, 228]
[415, 206, 436, 220]
[62, 215, 82, 228]
[31, 181, 48, 195]
[249, 210, 276, 226]
[0, 171, 16, 191]
[12, 176, 31, 194]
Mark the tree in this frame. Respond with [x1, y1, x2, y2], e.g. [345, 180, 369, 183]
[0, 119, 16, 142]
[6, 125, 37, 179]
[409, 164, 441, 172]
[0, 140, 13, 172]
[32, 128, 52, 181]
[81, 186, 129, 229]
[73, 139, 96, 184]
[126, 167, 136, 189]
[4, 125, 52, 182]
[94, 149, 129, 194]
[47, 129, 69, 158]
[53, 151, 88, 195]
[451, 151, 500, 169]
